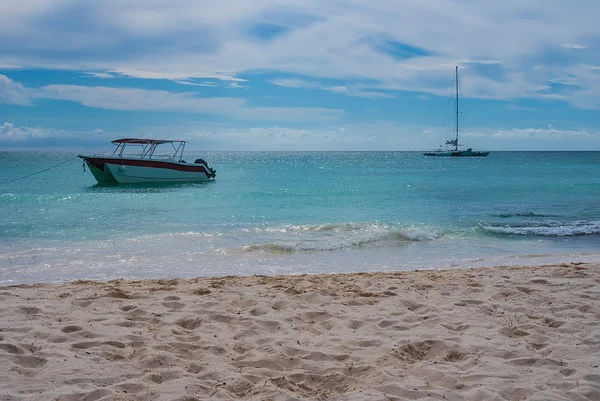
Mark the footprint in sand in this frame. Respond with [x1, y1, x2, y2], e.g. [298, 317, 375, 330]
[192, 287, 212, 296]
[444, 350, 468, 362]
[272, 300, 287, 311]
[175, 318, 202, 330]
[114, 382, 145, 394]
[77, 389, 114, 400]
[146, 370, 180, 384]
[72, 300, 93, 308]
[394, 340, 447, 363]
[499, 326, 530, 338]
[162, 301, 185, 309]
[103, 341, 126, 349]
[12, 355, 47, 368]
[105, 288, 131, 299]
[508, 357, 564, 367]
[249, 307, 269, 316]
[401, 300, 424, 311]
[516, 286, 535, 294]
[17, 306, 42, 315]
[560, 368, 577, 377]
[542, 317, 565, 328]
[186, 363, 206, 374]
[0, 343, 24, 354]
[61, 325, 82, 334]
[347, 320, 365, 330]
[441, 323, 470, 332]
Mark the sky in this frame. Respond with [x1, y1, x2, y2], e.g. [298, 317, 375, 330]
[1, 0, 600, 151]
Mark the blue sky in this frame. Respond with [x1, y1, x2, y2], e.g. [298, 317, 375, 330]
[1, 0, 600, 150]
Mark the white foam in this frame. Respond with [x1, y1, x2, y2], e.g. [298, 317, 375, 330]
[483, 221, 600, 236]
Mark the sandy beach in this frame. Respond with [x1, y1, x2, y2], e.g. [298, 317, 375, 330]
[1, 262, 599, 401]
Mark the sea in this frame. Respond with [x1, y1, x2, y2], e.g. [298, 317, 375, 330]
[1, 151, 599, 285]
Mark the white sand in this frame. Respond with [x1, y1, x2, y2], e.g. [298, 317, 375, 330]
[1, 262, 600, 401]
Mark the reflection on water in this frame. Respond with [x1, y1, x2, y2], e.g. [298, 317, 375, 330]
[86, 179, 216, 193]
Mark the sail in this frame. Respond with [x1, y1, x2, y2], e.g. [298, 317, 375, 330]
[446, 139, 458, 146]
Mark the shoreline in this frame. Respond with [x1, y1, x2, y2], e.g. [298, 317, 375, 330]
[2, 262, 600, 400]
[3, 249, 600, 287]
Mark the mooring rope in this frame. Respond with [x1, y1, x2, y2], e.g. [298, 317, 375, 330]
[0, 155, 80, 186]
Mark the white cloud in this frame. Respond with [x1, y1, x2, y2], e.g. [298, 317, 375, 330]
[38, 84, 245, 114]
[0, 1, 599, 109]
[109, 68, 247, 82]
[539, 93, 568, 101]
[458, 59, 502, 65]
[2, 121, 599, 151]
[0, 74, 31, 105]
[179, 121, 423, 150]
[232, 106, 344, 121]
[36, 84, 343, 120]
[323, 85, 394, 99]
[174, 80, 219, 87]
[422, 125, 600, 150]
[563, 44, 589, 49]
[0, 122, 367, 150]
[0, 120, 431, 150]
[0, 122, 78, 142]
[83, 72, 117, 79]
[226, 82, 248, 89]
[0, 122, 128, 148]
[270, 78, 393, 98]
[269, 78, 319, 88]
[0, 75, 344, 121]
[490, 126, 591, 139]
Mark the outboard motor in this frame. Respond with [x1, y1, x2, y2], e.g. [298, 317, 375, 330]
[195, 158, 216, 178]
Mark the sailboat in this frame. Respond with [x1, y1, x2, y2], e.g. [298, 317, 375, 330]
[423, 66, 489, 157]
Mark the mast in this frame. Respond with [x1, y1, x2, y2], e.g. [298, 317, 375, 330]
[455, 66, 459, 151]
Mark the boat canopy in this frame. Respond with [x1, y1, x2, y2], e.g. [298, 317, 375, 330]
[111, 138, 185, 145]
[111, 138, 187, 160]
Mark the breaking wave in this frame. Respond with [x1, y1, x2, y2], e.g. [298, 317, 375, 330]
[482, 220, 600, 237]
[242, 222, 442, 253]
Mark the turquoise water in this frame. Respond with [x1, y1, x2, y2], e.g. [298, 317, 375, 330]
[1, 151, 599, 284]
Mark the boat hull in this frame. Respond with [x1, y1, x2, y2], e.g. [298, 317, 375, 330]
[79, 156, 215, 184]
[424, 151, 489, 157]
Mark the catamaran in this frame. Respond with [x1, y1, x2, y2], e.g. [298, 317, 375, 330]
[79, 138, 216, 184]
[424, 67, 489, 157]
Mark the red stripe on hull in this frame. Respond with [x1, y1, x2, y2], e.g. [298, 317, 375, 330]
[82, 157, 210, 176]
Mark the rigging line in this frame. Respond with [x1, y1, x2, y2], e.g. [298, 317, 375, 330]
[0, 155, 80, 186]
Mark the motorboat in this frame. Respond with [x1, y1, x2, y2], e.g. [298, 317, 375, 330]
[79, 138, 216, 184]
